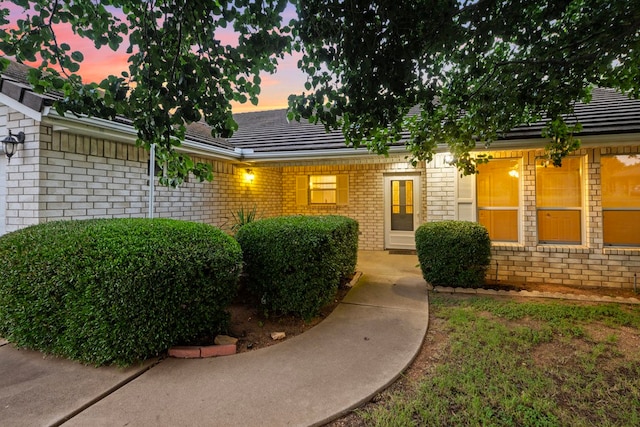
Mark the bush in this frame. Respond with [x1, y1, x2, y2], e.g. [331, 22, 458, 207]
[0, 218, 242, 366]
[236, 215, 358, 319]
[415, 220, 491, 288]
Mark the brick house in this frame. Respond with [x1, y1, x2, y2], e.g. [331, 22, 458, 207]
[2, 61, 640, 290]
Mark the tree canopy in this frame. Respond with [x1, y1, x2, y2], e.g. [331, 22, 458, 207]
[1, 1, 640, 182]
[290, 0, 640, 171]
[1, 0, 291, 186]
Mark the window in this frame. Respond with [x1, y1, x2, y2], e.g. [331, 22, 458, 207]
[601, 155, 640, 246]
[536, 157, 582, 244]
[310, 175, 337, 204]
[476, 159, 520, 242]
[296, 175, 348, 205]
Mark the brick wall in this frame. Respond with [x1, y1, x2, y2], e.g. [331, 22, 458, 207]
[2, 106, 42, 232]
[425, 153, 457, 220]
[428, 146, 640, 290]
[0, 103, 280, 234]
[279, 156, 426, 250]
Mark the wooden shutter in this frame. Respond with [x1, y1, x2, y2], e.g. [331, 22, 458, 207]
[296, 175, 308, 205]
[337, 174, 349, 205]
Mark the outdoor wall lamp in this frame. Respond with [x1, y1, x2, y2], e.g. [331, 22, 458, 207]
[443, 153, 455, 165]
[244, 168, 255, 183]
[2, 130, 25, 163]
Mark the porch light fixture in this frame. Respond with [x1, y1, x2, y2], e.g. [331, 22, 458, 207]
[244, 168, 255, 183]
[443, 153, 455, 165]
[2, 131, 25, 163]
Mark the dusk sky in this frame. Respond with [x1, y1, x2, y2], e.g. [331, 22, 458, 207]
[4, 3, 307, 114]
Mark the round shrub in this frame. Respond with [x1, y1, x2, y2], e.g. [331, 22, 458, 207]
[0, 218, 242, 366]
[236, 215, 358, 320]
[415, 220, 491, 288]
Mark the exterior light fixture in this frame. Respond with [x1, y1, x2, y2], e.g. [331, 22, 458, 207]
[2, 131, 25, 163]
[245, 168, 255, 183]
[443, 153, 455, 165]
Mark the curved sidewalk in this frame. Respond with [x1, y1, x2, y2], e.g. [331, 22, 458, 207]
[0, 251, 429, 427]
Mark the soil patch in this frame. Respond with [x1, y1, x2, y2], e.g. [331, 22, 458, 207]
[225, 284, 351, 353]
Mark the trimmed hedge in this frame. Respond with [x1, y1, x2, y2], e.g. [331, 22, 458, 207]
[0, 219, 242, 366]
[236, 215, 358, 319]
[415, 220, 491, 288]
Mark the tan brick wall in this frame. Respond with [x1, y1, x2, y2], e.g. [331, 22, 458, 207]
[431, 146, 640, 290]
[4, 100, 639, 290]
[38, 131, 280, 233]
[279, 156, 426, 250]
[0, 103, 280, 234]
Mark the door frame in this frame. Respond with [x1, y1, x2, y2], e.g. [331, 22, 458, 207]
[383, 174, 421, 250]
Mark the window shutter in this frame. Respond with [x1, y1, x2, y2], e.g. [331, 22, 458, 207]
[337, 174, 349, 205]
[456, 173, 476, 221]
[296, 175, 308, 205]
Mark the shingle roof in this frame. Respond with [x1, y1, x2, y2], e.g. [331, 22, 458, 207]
[0, 60, 234, 150]
[503, 88, 640, 139]
[231, 109, 349, 153]
[2, 59, 640, 157]
[229, 88, 640, 153]
[0, 61, 57, 112]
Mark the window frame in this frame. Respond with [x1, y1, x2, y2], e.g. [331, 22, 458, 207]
[535, 156, 584, 245]
[296, 174, 349, 206]
[601, 154, 640, 247]
[475, 158, 522, 243]
[309, 175, 338, 205]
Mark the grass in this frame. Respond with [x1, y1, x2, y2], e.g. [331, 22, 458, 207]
[361, 295, 640, 427]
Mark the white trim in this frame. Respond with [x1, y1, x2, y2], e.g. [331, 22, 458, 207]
[0, 92, 45, 121]
[241, 145, 411, 162]
[384, 174, 421, 250]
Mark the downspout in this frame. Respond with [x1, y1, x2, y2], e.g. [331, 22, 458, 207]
[149, 143, 155, 219]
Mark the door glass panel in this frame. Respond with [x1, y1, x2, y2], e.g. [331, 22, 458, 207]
[391, 179, 414, 231]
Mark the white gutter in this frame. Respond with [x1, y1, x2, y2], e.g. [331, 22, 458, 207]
[239, 145, 412, 162]
[30, 107, 640, 165]
[461, 133, 640, 152]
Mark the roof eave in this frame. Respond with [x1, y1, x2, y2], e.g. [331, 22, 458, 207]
[240, 145, 413, 163]
[42, 110, 242, 161]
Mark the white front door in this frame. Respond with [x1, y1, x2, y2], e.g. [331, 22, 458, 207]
[384, 175, 421, 250]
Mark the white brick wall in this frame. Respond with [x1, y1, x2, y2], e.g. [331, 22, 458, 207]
[279, 156, 427, 250]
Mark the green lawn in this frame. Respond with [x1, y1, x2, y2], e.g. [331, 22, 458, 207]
[361, 294, 640, 427]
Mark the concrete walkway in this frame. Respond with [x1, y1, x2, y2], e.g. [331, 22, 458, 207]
[0, 251, 429, 427]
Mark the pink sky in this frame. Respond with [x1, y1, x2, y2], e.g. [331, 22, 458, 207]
[4, 3, 306, 113]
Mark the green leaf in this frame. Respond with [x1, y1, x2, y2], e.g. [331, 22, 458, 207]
[71, 51, 84, 62]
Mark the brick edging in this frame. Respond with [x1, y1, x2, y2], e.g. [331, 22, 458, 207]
[168, 344, 236, 359]
[432, 286, 640, 305]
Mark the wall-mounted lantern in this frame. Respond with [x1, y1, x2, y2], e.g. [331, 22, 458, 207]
[2, 131, 25, 163]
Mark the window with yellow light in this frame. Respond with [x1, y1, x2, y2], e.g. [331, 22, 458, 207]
[536, 157, 582, 244]
[476, 159, 520, 242]
[601, 155, 640, 246]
